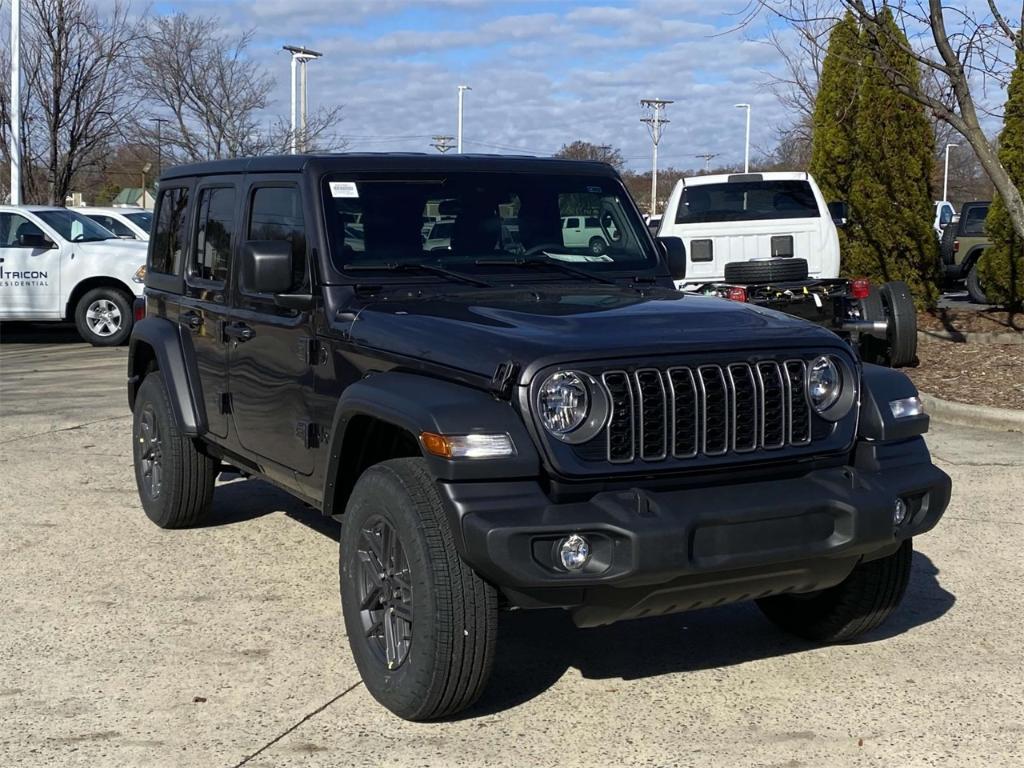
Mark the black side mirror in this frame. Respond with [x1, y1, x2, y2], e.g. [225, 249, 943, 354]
[658, 236, 687, 280]
[19, 232, 54, 249]
[242, 240, 293, 294]
[827, 201, 849, 227]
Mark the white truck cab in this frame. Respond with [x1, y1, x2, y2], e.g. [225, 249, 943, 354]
[0, 205, 147, 345]
[80, 206, 153, 242]
[658, 171, 842, 289]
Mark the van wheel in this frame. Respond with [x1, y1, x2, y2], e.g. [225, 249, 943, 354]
[965, 263, 990, 305]
[588, 236, 606, 256]
[132, 374, 216, 528]
[340, 458, 497, 721]
[756, 539, 913, 643]
[75, 287, 133, 346]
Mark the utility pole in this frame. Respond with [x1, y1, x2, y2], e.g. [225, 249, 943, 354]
[283, 45, 323, 154]
[640, 98, 672, 218]
[457, 85, 471, 154]
[943, 143, 958, 202]
[432, 135, 456, 153]
[695, 153, 720, 173]
[734, 103, 751, 173]
[10, 0, 21, 204]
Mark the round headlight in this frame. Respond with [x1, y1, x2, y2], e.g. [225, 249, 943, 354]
[808, 356, 842, 413]
[538, 371, 589, 435]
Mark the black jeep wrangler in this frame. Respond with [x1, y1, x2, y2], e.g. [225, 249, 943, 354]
[128, 154, 951, 721]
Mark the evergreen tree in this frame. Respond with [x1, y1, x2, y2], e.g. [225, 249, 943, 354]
[844, 10, 940, 306]
[978, 49, 1024, 308]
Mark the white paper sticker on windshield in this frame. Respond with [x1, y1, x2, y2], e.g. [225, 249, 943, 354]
[329, 181, 359, 198]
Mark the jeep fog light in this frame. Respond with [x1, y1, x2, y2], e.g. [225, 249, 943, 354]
[893, 498, 908, 526]
[558, 534, 591, 570]
[889, 396, 923, 419]
[420, 432, 515, 459]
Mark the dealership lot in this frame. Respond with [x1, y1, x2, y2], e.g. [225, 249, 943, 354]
[1, 326, 1022, 768]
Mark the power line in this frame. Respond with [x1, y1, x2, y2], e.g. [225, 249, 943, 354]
[640, 98, 672, 217]
[431, 135, 455, 153]
[695, 152, 720, 172]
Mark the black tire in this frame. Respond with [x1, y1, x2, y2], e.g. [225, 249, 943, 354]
[132, 374, 216, 528]
[938, 224, 957, 267]
[588, 236, 606, 256]
[723, 258, 808, 284]
[880, 280, 917, 368]
[965, 262, 990, 305]
[74, 286, 133, 346]
[340, 458, 498, 721]
[857, 285, 887, 365]
[756, 539, 913, 643]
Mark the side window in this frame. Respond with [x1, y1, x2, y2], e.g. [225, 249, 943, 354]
[95, 215, 134, 239]
[151, 187, 190, 274]
[564, 217, 580, 229]
[0, 213, 45, 247]
[248, 186, 306, 290]
[192, 187, 236, 284]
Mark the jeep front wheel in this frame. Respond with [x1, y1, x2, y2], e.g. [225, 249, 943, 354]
[340, 458, 497, 721]
[75, 287, 133, 346]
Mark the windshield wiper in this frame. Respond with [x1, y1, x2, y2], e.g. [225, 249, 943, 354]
[344, 262, 493, 288]
[475, 256, 620, 287]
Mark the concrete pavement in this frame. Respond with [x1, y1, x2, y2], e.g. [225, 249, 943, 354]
[1, 324, 1022, 768]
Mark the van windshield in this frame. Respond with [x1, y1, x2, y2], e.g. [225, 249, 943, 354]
[35, 209, 115, 242]
[321, 172, 657, 276]
[675, 180, 820, 224]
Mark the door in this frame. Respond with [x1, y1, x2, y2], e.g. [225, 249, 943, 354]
[181, 183, 238, 439]
[0, 212, 62, 318]
[228, 182, 316, 474]
[562, 216, 582, 247]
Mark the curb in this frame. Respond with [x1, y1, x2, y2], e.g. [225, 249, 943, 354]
[918, 329, 1023, 345]
[920, 391, 1024, 432]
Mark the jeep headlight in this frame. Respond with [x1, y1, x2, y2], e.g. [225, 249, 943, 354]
[536, 370, 609, 443]
[806, 355, 856, 422]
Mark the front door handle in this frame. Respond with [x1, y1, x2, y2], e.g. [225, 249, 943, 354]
[180, 311, 202, 332]
[224, 322, 254, 343]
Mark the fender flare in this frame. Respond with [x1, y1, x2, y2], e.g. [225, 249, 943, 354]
[960, 244, 989, 276]
[127, 317, 206, 436]
[858, 363, 928, 442]
[322, 371, 540, 517]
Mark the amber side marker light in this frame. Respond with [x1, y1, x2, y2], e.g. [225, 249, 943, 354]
[419, 432, 516, 459]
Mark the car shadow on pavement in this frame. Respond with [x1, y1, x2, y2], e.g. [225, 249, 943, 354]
[0, 322, 83, 344]
[203, 476, 341, 540]
[460, 551, 954, 719]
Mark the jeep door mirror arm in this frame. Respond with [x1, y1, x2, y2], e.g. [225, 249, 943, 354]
[657, 236, 687, 281]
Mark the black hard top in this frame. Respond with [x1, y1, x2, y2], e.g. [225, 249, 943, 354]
[160, 153, 617, 182]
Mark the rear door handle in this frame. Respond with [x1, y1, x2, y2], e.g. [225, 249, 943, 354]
[224, 322, 254, 343]
[180, 311, 202, 332]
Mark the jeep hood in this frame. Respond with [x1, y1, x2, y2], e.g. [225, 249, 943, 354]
[339, 285, 844, 380]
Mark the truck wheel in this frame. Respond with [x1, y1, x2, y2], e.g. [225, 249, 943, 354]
[340, 458, 497, 721]
[965, 263, 990, 305]
[132, 374, 216, 529]
[75, 287, 133, 346]
[723, 258, 808, 284]
[857, 286, 887, 365]
[756, 539, 913, 643]
[880, 281, 917, 368]
[588, 236, 606, 256]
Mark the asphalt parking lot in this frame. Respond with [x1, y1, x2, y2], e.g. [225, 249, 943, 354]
[2, 324, 1022, 768]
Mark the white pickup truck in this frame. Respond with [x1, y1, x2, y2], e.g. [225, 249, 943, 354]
[0, 206, 147, 345]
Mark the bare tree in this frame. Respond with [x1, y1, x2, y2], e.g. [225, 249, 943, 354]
[760, 0, 1024, 239]
[554, 141, 626, 169]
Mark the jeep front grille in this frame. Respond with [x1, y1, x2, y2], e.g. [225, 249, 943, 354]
[599, 361, 811, 464]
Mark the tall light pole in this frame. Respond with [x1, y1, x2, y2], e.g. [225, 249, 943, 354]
[283, 45, 322, 154]
[152, 117, 168, 179]
[10, 0, 22, 204]
[734, 103, 751, 173]
[641, 98, 672, 218]
[943, 143, 958, 202]
[457, 85, 471, 154]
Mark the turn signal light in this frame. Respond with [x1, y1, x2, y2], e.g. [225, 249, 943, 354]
[851, 279, 870, 299]
[420, 432, 516, 459]
[726, 286, 747, 303]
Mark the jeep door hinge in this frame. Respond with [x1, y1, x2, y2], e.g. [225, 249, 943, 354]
[218, 392, 232, 414]
[489, 360, 520, 400]
[295, 421, 324, 449]
[297, 336, 327, 366]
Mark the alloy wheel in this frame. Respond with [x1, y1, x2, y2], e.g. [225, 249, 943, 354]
[85, 298, 122, 337]
[356, 516, 414, 670]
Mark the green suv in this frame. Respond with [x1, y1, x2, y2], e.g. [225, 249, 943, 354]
[940, 201, 991, 304]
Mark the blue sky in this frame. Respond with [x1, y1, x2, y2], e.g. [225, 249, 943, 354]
[151, 0, 1010, 171]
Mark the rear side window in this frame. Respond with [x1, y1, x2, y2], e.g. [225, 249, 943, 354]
[248, 186, 306, 290]
[193, 187, 235, 283]
[151, 188, 190, 274]
[676, 180, 820, 224]
[89, 215, 134, 239]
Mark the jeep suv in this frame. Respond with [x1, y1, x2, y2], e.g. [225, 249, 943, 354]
[940, 201, 991, 303]
[128, 154, 951, 721]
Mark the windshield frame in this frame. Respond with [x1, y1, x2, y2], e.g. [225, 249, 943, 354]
[318, 169, 661, 286]
[35, 209, 116, 242]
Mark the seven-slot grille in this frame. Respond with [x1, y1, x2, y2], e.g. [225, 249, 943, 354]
[599, 361, 811, 464]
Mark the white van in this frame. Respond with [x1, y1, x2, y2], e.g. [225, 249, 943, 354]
[658, 171, 842, 288]
[0, 206, 147, 345]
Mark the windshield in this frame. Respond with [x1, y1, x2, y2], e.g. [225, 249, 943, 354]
[35, 209, 115, 242]
[124, 211, 153, 232]
[675, 180, 820, 223]
[322, 172, 657, 277]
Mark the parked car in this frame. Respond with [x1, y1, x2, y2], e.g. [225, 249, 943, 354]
[940, 200, 991, 304]
[645, 213, 662, 237]
[80, 206, 153, 242]
[0, 205, 146, 345]
[561, 214, 618, 256]
[422, 219, 453, 251]
[128, 153, 950, 721]
[933, 200, 955, 238]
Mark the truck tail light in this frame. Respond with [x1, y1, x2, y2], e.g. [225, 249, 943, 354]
[953, 239, 960, 253]
[850, 279, 870, 299]
[726, 286, 747, 303]
[133, 297, 146, 322]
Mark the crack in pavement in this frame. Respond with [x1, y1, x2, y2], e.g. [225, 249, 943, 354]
[228, 680, 364, 767]
[0, 415, 129, 446]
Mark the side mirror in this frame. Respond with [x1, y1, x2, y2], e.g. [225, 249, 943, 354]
[242, 240, 293, 294]
[827, 201, 849, 227]
[658, 236, 687, 280]
[19, 232, 54, 249]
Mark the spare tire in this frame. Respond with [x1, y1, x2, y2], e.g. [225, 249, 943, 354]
[880, 281, 917, 368]
[723, 258, 809, 284]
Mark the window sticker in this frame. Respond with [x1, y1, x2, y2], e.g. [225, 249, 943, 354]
[329, 181, 359, 198]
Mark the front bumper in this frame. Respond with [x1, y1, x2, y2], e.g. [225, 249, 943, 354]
[439, 437, 951, 626]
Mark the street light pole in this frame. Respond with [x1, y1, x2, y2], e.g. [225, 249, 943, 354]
[943, 143, 958, 202]
[152, 117, 168, 179]
[283, 45, 323, 154]
[457, 85, 471, 154]
[735, 103, 751, 173]
[10, 0, 21, 205]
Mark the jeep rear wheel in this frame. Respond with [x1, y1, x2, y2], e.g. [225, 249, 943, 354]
[340, 458, 497, 721]
[756, 539, 913, 643]
[966, 262, 990, 305]
[132, 374, 216, 528]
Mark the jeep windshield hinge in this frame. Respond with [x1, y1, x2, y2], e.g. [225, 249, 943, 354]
[298, 336, 327, 366]
[490, 360, 520, 400]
